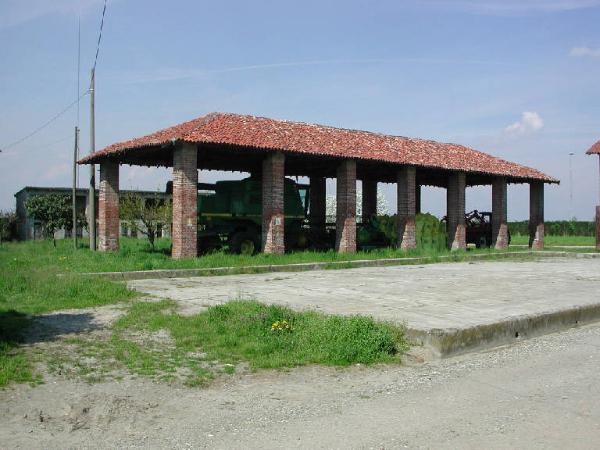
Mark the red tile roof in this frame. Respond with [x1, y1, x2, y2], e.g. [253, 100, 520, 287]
[79, 112, 557, 183]
[586, 140, 600, 155]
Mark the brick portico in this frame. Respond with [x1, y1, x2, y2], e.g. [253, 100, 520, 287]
[79, 113, 557, 258]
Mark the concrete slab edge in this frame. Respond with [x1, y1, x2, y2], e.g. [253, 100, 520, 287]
[406, 301, 600, 359]
[78, 250, 600, 281]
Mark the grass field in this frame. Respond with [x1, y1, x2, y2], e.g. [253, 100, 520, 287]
[0, 240, 136, 387]
[510, 234, 595, 246]
[0, 235, 594, 388]
[0, 238, 420, 387]
[2, 236, 528, 276]
[1, 235, 593, 315]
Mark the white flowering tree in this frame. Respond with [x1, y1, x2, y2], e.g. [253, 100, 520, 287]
[326, 187, 388, 222]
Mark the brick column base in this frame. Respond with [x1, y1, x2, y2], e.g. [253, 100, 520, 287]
[262, 152, 285, 254]
[172, 143, 198, 259]
[397, 166, 416, 250]
[336, 160, 356, 253]
[492, 177, 509, 249]
[596, 205, 600, 251]
[309, 176, 326, 232]
[529, 181, 544, 249]
[98, 161, 119, 252]
[447, 172, 466, 250]
[362, 180, 377, 221]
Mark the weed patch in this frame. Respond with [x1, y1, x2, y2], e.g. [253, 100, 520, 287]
[0, 311, 39, 387]
[48, 300, 408, 386]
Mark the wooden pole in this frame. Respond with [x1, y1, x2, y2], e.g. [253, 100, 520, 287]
[88, 69, 96, 250]
[72, 126, 79, 249]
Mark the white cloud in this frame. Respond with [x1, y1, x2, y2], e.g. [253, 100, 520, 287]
[41, 163, 70, 182]
[570, 46, 600, 58]
[416, 0, 600, 15]
[505, 112, 544, 135]
[0, 0, 106, 30]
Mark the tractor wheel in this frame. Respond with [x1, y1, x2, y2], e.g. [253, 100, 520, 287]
[229, 231, 260, 255]
[198, 236, 222, 255]
[477, 236, 488, 248]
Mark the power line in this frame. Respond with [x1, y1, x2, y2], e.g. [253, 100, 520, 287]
[77, 16, 81, 128]
[1, 1, 107, 156]
[0, 90, 89, 153]
[92, 0, 108, 72]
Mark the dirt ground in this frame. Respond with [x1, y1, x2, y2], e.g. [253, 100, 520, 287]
[1, 302, 599, 449]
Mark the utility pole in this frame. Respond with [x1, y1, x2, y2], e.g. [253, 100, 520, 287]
[569, 152, 574, 220]
[72, 126, 79, 249]
[88, 69, 96, 250]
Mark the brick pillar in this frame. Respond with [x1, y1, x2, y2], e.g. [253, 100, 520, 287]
[415, 184, 422, 214]
[397, 166, 417, 250]
[529, 181, 545, 249]
[492, 177, 509, 249]
[309, 176, 326, 231]
[262, 152, 285, 254]
[362, 180, 377, 222]
[596, 205, 600, 251]
[447, 172, 466, 250]
[172, 142, 198, 259]
[336, 160, 356, 253]
[98, 161, 119, 252]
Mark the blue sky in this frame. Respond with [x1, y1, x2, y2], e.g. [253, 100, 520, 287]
[1, 0, 599, 219]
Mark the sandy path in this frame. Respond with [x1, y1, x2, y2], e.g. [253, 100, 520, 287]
[2, 313, 599, 449]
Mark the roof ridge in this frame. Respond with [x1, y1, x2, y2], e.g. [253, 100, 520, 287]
[213, 111, 424, 142]
[177, 112, 221, 142]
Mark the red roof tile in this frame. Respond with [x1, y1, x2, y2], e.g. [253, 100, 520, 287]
[586, 140, 600, 155]
[79, 112, 558, 183]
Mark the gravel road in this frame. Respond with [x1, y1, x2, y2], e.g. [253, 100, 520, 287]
[2, 321, 599, 449]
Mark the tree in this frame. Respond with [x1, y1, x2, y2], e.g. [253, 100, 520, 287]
[120, 192, 172, 250]
[25, 194, 86, 247]
[0, 210, 17, 244]
[326, 187, 389, 221]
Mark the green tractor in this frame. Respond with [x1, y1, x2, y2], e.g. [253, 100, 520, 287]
[168, 176, 391, 255]
[195, 177, 310, 255]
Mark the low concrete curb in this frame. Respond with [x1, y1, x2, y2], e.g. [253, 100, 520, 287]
[80, 250, 600, 281]
[407, 301, 600, 359]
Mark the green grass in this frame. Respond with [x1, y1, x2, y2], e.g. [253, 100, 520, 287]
[1, 237, 536, 277]
[510, 234, 596, 246]
[0, 312, 40, 387]
[0, 239, 135, 387]
[0, 234, 593, 387]
[0, 241, 136, 315]
[55, 300, 408, 386]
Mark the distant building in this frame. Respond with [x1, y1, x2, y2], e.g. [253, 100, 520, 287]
[14, 187, 171, 241]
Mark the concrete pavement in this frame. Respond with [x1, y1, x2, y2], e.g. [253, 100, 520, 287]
[129, 257, 600, 356]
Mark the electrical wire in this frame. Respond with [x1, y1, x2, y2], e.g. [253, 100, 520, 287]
[1, 0, 106, 155]
[0, 135, 73, 157]
[92, 0, 108, 72]
[0, 90, 89, 153]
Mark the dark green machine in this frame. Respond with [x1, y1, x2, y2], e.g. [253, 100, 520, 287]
[196, 177, 310, 254]
[166, 176, 390, 255]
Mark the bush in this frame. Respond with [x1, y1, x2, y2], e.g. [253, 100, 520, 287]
[0, 210, 17, 243]
[376, 213, 447, 250]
